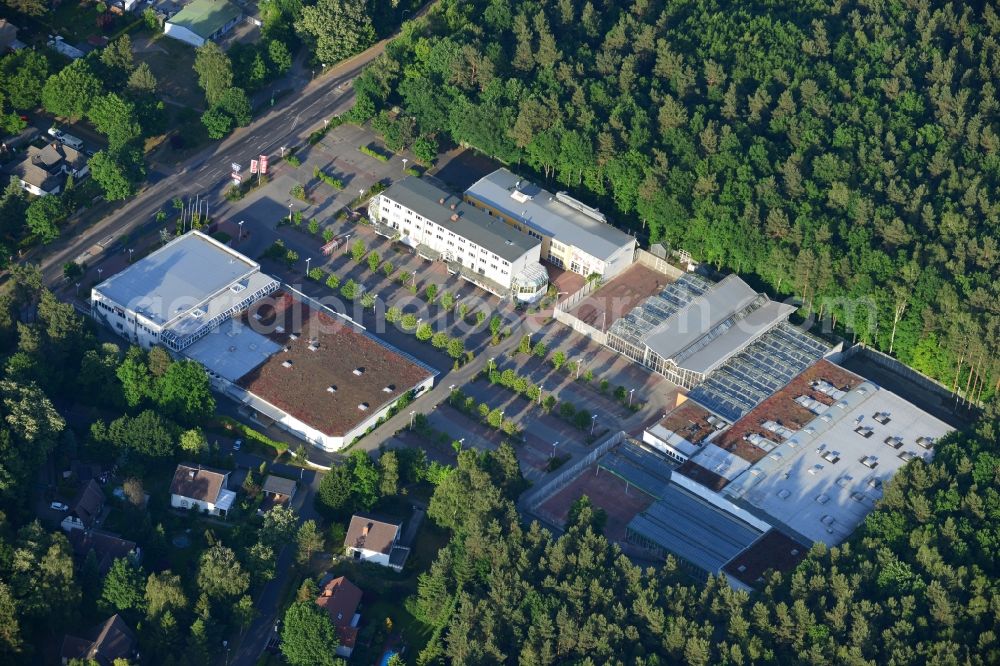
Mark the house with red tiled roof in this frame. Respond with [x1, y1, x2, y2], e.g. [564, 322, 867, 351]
[315, 576, 363, 657]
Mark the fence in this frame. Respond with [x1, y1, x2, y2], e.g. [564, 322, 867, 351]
[552, 278, 608, 344]
[836, 344, 980, 409]
[520, 430, 626, 515]
[634, 249, 686, 280]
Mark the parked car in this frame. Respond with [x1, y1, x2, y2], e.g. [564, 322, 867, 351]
[50, 501, 68, 511]
[47, 126, 64, 139]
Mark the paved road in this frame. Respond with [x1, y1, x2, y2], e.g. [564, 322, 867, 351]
[31, 41, 387, 288]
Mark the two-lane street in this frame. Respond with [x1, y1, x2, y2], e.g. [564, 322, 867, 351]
[32, 40, 389, 287]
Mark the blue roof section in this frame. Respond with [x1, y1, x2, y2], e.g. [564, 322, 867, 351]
[627, 482, 763, 573]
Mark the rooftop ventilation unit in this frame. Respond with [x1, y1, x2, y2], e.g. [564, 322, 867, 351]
[308, 342, 319, 352]
[190, 308, 206, 318]
[353, 367, 365, 376]
[860, 455, 879, 469]
[873, 411, 891, 425]
[450, 213, 459, 222]
[275, 326, 285, 334]
[289, 333, 299, 340]
[916, 436, 935, 449]
[230, 282, 247, 293]
[382, 384, 395, 393]
[358, 403, 369, 411]
[281, 360, 292, 368]
[326, 385, 337, 393]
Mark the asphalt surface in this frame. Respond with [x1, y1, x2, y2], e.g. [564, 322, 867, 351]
[32, 43, 386, 288]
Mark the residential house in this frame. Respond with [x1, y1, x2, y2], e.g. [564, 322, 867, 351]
[0, 19, 24, 52]
[66, 529, 140, 576]
[61, 614, 138, 665]
[344, 514, 408, 571]
[61, 479, 105, 532]
[315, 576, 362, 657]
[169, 464, 235, 516]
[9, 141, 89, 196]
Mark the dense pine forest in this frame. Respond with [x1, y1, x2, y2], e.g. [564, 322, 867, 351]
[411, 407, 1000, 665]
[352, 0, 1000, 399]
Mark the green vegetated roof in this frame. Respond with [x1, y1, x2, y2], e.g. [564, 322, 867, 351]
[168, 0, 242, 39]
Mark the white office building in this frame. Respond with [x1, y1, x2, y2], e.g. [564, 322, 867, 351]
[90, 231, 280, 352]
[465, 168, 637, 279]
[369, 177, 548, 302]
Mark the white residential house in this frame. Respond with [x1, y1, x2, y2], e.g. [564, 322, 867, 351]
[169, 464, 235, 516]
[10, 142, 89, 196]
[344, 515, 408, 571]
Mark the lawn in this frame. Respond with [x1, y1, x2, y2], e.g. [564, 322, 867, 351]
[133, 32, 204, 110]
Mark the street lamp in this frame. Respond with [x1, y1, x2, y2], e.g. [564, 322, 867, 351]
[575, 359, 582, 380]
[538, 384, 543, 406]
[288, 202, 293, 223]
[402, 158, 408, 172]
[590, 414, 597, 435]
[628, 388, 635, 407]
[128, 248, 134, 263]
[238, 220, 244, 241]
[280, 146, 286, 157]
[488, 357, 495, 372]
[305, 257, 312, 275]
[409, 410, 416, 428]
[552, 440, 559, 458]
[75, 282, 81, 296]
[97, 268, 103, 280]
[223, 640, 230, 666]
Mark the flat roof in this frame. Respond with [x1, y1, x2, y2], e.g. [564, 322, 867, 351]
[236, 294, 434, 438]
[167, 0, 241, 38]
[465, 168, 635, 262]
[627, 481, 763, 574]
[381, 177, 539, 262]
[645, 401, 725, 457]
[713, 359, 864, 464]
[642, 275, 795, 373]
[722, 379, 953, 545]
[182, 320, 282, 383]
[722, 529, 809, 588]
[94, 231, 258, 327]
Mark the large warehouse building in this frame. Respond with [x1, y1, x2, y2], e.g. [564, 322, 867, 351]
[465, 168, 637, 280]
[92, 232, 435, 451]
[369, 177, 549, 302]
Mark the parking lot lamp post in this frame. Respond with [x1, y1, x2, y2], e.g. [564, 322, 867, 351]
[552, 440, 558, 458]
[305, 257, 311, 275]
[575, 359, 582, 379]
[409, 410, 416, 428]
[75, 282, 80, 296]
[628, 388, 635, 407]
[538, 384, 543, 406]
[488, 357, 495, 372]
[402, 158, 408, 172]
[128, 248, 134, 263]
[97, 268, 103, 281]
[238, 220, 244, 241]
[591, 414, 597, 435]
[288, 202, 292, 223]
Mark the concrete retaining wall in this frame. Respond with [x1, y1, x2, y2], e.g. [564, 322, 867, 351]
[634, 249, 686, 280]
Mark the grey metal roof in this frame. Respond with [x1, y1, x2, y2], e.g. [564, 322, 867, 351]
[94, 231, 259, 326]
[465, 168, 636, 262]
[381, 177, 539, 262]
[628, 481, 763, 573]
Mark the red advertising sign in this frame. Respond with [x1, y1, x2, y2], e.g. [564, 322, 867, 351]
[250, 159, 259, 174]
[259, 154, 269, 174]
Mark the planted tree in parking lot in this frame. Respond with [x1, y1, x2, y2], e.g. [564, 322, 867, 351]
[367, 250, 380, 273]
[350, 238, 366, 262]
[415, 323, 433, 341]
[41, 59, 102, 121]
[551, 350, 566, 370]
[339, 279, 358, 300]
[424, 284, 438, 301]
[447, 338, 464, 359]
